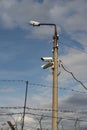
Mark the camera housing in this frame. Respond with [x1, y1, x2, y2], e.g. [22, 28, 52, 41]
[41, 57, 54, 69]
[41, 62, 54, 69]
[41, 57, 53, 62]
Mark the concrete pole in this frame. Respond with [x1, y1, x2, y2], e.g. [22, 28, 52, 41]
[29, 21, 58, 130]
[52, 25, 58, 130]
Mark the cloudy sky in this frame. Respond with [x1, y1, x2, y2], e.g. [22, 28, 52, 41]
[0, 0, 87, 129]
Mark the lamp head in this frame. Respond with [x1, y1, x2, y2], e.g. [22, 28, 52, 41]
[29, 20, 40, 26]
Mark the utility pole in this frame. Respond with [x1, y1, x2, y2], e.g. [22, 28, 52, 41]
[52, 25, 58, 130]
[29, 21, 58, 130]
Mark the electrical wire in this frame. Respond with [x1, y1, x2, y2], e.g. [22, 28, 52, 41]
[60, 60, 87, 90]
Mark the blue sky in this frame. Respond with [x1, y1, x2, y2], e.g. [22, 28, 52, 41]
[0, 0, 87, 130]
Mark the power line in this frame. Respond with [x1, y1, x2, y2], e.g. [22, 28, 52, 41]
[60, 60, 87, 90]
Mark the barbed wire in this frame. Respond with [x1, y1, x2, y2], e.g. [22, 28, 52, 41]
[0, 79, 87, 94]
[0, 79, 26, 83]
[29, 83, 50, 88]
[30, 83, 87, 94]
[59, 87, 87, 94]
[0, 112, 87, 123]
[1, 106, 87, 115]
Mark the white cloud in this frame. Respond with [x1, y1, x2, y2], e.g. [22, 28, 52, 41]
[0, 0, 87, 48]
[1, 13, 15, 28]
[17, 116, 35, 123]
[0, 0, 87, 31]
[60, 48, 87, 79]
[45, 74, 52, 82]
[0, 0, 87, 129]
[0, 0, 15, 9]
[49, 0, 87, 48]
[58, 93, 87, 129]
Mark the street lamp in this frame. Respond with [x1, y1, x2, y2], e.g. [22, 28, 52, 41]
[29, 20, 58, 130]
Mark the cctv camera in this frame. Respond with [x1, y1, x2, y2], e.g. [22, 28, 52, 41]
[29, 20, 40, 26]
[41, 62, 54, 69]
[41, 57, 53, 62]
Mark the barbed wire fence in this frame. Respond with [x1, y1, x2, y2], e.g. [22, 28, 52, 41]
[0, 61, 87, 130]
